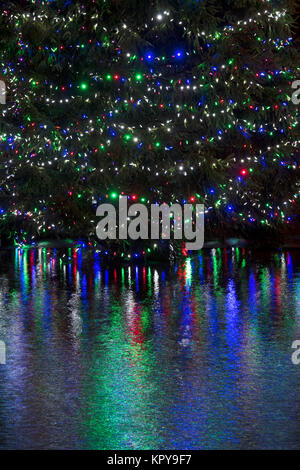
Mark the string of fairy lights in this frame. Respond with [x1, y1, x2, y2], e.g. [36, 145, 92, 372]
[0, 0, 299, 250]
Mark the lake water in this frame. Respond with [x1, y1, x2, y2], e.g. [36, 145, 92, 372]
[0, 247, 300, 449]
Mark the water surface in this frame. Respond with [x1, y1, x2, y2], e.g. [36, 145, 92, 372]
[0, 247, 300, 449]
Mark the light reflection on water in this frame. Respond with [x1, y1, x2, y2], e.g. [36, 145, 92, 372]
[0, 247, 300, 449]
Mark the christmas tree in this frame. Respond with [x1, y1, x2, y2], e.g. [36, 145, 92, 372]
[0, 0, 299, 252]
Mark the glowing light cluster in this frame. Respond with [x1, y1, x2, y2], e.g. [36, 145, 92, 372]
[0, 0, 299, 246]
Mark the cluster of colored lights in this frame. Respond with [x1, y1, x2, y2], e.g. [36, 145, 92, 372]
[0, 0, 299, 248]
